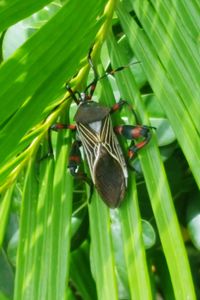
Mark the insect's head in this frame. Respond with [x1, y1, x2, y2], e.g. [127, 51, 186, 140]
[78, 90, 93, 105]
[66, 83, 93, 106]
[80, 92, 87, 102]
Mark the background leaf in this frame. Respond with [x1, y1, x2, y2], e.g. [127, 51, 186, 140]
[0, 0, 199, 299]
[0, 0, 54, 32]
[0, 0, 106, 189]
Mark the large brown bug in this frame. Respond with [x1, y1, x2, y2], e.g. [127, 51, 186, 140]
[52, 50, 153, 208]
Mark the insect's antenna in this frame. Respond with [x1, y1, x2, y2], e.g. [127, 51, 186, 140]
[84, 48, 99, 98]
[85, 60, 141, 94]
[98, 60, 141, 81]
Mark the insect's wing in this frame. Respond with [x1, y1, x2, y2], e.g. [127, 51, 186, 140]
[95, 116, 127, 207]
[77, 115, 128, 207]
[94, 145, 126, 207]
[76, 122, 99, 182]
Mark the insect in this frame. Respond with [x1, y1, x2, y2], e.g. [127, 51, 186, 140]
[51, 49, 154, 208]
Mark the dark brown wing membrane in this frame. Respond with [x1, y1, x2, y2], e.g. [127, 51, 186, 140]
[94, 146, 126, 208]
[76, 113, 128, 207]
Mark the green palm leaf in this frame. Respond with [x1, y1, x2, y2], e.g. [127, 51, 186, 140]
[0, 0, 199, 299]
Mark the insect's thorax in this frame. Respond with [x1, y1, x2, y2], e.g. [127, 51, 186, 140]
[74, 101, 110, 124]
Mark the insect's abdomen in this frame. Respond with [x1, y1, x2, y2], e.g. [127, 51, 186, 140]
[94, 146, 126, 208]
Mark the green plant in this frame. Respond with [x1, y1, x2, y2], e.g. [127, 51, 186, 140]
[0, 0, 199, 299]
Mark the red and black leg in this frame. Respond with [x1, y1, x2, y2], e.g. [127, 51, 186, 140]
[68, 140, 93, 201]
[51, 122, 93, 200]
[110, 100, 154, 158]
[114, 125, 154, 160]
[110, 99, 140, 123]
[51, 123, 76, 131]
[44, 123, 76, 160]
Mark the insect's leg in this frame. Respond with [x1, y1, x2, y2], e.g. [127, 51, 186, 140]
[40, 124, 76, 162]
[51, 84, 77, 133]
[68, 140, 93, 202]
[65, 84, 80, 105]
[95, 61, 141, 83]
[110, 99, 140, 124]
[50, 120, 93, 200]
[51, 123, 76, 131]
[46, 128, 54, 157]
[39, 128, 54, 161]
[110, 99, 132, 113]
[114, 125, 154, 159]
